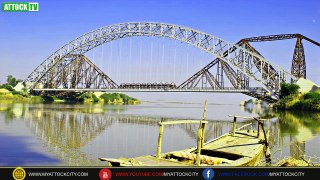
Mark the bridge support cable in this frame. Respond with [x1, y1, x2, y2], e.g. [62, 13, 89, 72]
[101, 41, 105, 78]
[150, 38, 153, 83]
[161, 38, 165, 82]
[109, 41, 113, 78]
[145, 41, 148, 82]
[174, 41, 177, 83]
[180, 38, 273, 91]
[118, 39, 122, 83]
[186, 44, 190, 79]
[129, 38, 132, 83]
[139, 39, 142, 82]
[179, 41, 252, 90]
[25, 22, 297, 98]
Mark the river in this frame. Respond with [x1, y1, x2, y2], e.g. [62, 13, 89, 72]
[0, 94, 320, 166]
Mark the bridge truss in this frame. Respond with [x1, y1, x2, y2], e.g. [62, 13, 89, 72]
[39, 54, 118, 89]
[241, 34, 320, 81]
[24, 22, 319, 102]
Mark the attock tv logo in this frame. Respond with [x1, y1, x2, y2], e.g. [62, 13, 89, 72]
[2, 2, 38, 12]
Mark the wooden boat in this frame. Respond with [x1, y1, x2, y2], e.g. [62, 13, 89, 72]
[99, 101, 270, 166]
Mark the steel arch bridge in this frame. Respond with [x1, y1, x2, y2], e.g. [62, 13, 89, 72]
[24, 22, 303, 102]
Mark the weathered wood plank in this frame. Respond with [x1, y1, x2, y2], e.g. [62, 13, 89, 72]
[133, 156, 193, 166]
[99, 129, 268, 167]
[202, 130, 265, 158]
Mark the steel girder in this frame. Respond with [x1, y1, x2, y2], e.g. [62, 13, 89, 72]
[291, 37, 306, 80]
[36, 54, 118, 89]
[24, 22, 295, 95]
[178, 59, 223, 89]
[239, 40, 279, 89]
[242, 34, 320, 46]
[242, 34, 298, 42]
[242, 34, 320, 80]
[179, 38, 282, 100]
[179, 57, 278, 102]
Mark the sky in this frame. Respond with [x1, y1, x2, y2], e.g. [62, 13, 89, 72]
[0, 0, 319, 102]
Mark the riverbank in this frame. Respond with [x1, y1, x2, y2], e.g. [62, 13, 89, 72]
[0, 90, 43, 103]
[268, 82, 320, 111]
[273, 91, 320, 111]
[0, 88, 140, 105]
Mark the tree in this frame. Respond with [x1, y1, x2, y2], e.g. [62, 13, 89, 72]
[6, 75, 18, 87]
[280, 83, 300, 99]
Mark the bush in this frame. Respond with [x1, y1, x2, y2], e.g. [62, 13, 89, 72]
[0, 84, 14, 91]
[92, 94, 99, 102]
[76, 92, 100, 103]
[100, 93, 138, 104]
[100, 93, 120, 103]
[100, 93, 110, 102]
[276, 91, 320, 111]
[41, 95, 54, 102]
[11, 90, 20, 95]
[280, 83, 300, 99]
[304, 92, 320, 101]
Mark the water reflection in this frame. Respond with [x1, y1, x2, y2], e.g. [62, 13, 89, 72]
[275, 111, 320, 160]
[243, 103, 320, 163]
[1, 101, 320, 166]
[0, 103, 251, 166]
[277, 111, 320, 135]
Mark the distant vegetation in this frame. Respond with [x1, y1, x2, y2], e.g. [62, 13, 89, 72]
[100, 93, 139, 104]
[0, 75, 24, 95]
[40, 92, 140, 104]
[274, 83, 320, 111]
[0, 75, 140, 105]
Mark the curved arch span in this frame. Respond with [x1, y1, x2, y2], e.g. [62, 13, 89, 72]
[24, 22, 295, 94]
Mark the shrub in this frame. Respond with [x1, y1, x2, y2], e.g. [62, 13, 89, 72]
[92, 94, 99, 102]
[304, 92, 320, 101]
[280, 83, 300, 99]
[11, 90, 20, 95]
[100, 93, 138, 104]
[0, 84, 14, 91]
[41, 95, 54, 102]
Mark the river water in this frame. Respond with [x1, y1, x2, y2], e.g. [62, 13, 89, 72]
[0, 95, 320, 166]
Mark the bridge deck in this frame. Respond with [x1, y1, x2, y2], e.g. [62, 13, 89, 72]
[32, 88, 252, 93]
[32, 87, 277, 102]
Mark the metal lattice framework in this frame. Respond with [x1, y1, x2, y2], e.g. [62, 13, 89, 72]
[24, 22, 296, 97]
[242, 34, 320, 80]
[178, 59, 224, 89]
[37, 54, 118, 89]
[292, 37, 306, 80]
[179, 57, 277, 102]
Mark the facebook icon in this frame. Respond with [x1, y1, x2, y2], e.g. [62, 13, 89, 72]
[202, 168, 214, 180]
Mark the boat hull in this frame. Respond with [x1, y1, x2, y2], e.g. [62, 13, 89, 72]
[100, 129, 268, 167]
